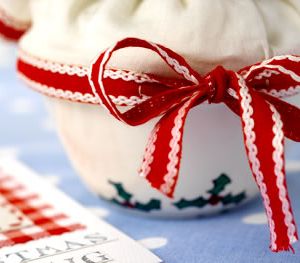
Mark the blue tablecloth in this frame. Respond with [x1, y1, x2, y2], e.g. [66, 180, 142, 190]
[1, 61, 300, 263]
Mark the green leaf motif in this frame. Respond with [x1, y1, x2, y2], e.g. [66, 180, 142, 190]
[221, 192, 246, 205]
[108, 173, 246, 212]
[174, 197, 207, 209]
[108, 180, 132, 202]
[108, 181, 161, 212]
[207, 173, 231, 195]
[135, 199, 161, 211]
[174, 173, 246, 209]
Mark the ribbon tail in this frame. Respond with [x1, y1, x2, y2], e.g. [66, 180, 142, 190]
[261, 93, 300, 142]
[234, 74, 298, 252]
[139, 93, 200, 198]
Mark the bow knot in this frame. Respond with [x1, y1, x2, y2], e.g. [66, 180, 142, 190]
[206, 65, 230, 104]
[89, 37, 300, 252]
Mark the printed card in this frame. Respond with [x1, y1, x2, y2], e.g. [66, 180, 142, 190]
[0, 158, 162, 263]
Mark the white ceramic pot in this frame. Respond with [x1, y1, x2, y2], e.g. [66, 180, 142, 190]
[46, 96, 262, 217]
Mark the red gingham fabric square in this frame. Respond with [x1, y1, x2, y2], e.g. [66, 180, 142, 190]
[0, 171, 85, 248]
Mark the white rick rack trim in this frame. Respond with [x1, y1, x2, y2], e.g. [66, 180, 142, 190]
[109, 95, 149, 106]
[243, 55, 300, 81]
[105, 69, 158, 84]
[263, 65, 300, 82]
[150, 43, 199, 84]
[160, 93, 198, 195]
[269, 104, 298, 244]
[92, 46, 123, 121]
[254, 69, 280, 80]
[19, 50, 159, 84]
[139, 125, 160, 178]
[221, 86, 299, 101]
[147, 41, 203, 195]
[261, 86, 300, 98]
[19, 50, 300, 102]
[19, 73, 149, 106]
[241, 55, 300, 98]
[237, 73, 277, 250]
[19, 73, 99, 104]
[0, 7, 30, 30]
[19, 50, 88, 77]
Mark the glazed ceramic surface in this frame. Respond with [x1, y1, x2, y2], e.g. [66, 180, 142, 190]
[46, 97, 259, 217]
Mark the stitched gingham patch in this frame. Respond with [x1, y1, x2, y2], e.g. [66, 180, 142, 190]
[0, 171, 84, 248]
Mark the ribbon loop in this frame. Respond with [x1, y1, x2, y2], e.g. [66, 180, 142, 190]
[89, 37, 300, 252]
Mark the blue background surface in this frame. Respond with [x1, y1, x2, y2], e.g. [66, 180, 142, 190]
[0, 59, 300, 263]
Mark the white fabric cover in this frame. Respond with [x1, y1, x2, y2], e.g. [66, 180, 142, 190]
[2, 0, 300, 73]
[0, 0, 30, 23]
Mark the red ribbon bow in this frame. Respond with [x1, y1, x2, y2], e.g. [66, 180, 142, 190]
[89, 38, 300, 252]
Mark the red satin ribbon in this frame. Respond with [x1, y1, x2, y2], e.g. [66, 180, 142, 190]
[0, 8, 29, 41]
[89, 38, 300, 252]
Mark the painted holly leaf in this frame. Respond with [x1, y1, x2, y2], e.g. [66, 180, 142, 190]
[173, 173, 246, 209]
[174, 197, 207, 209]
[221, 192, 246, 205]
[207, 173, 231, 195]
[108, 181, 161, 212]
[108, 180, 132, 202]
[108, 173, 246, 212]
[135, 199, 161, 211]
